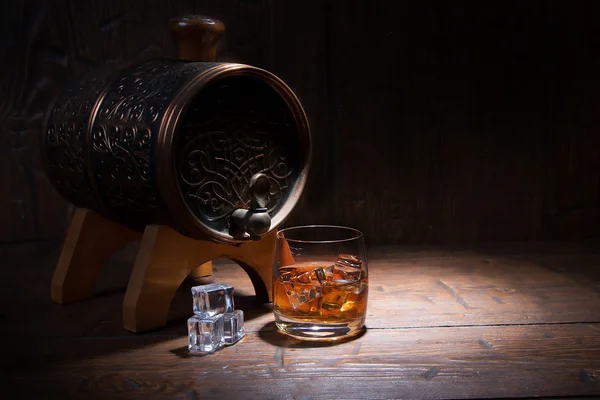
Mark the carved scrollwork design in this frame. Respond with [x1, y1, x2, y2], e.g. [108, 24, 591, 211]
[176, 75, 299, 235]
[44, 72, 112, 209]
[44, 58, 307, 240]
[89, 59, 216, 220]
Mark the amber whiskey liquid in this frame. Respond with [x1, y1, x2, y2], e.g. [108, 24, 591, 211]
[273, 261, 368, 340]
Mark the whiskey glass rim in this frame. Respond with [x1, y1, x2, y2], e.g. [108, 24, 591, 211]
[277, 225, 363, 244]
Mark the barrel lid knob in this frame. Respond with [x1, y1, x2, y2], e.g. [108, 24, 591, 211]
[169, 15, 225, 62]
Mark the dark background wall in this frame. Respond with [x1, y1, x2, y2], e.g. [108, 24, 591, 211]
[1, 0, 599, 245]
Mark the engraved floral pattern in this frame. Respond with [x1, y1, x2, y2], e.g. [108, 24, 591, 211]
[90, 59, 216, 220]
[176, 76, 299, 235]
[45, 71, 113, 209]
[44, 58, 303, 239]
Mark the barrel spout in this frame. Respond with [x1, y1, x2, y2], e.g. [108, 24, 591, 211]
[229, 173, 272, 240]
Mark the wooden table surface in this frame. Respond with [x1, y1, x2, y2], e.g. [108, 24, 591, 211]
[1, 241, 600, 399]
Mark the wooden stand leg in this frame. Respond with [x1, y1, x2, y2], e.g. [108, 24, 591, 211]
[123, 225, 225, 332]
[188, 262, 213, 280]
[51, 208, 140, 304]
[123, 226, 278, 333]
[227, 231, 277, 304]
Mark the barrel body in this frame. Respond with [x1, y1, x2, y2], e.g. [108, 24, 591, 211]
[42, 59, 311, 243]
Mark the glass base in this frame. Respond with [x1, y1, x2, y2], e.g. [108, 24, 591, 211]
[274, 312, 365, 341]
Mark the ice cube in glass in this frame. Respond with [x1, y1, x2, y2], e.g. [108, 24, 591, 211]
[282, 266, 327, 309]
[335, 253, 363, 269]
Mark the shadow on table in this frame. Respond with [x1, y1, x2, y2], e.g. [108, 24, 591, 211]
[170, 321, 366, 359]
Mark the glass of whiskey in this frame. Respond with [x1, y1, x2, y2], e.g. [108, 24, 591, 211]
[273, 225, 368, 341]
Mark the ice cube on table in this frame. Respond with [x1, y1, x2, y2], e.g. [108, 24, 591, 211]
[187, 314, 224, 354]
[191, 283, 234, 316]
[223, 310, 245, 345]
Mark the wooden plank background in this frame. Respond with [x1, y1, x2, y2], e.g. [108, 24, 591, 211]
[1, 0, 600, 245]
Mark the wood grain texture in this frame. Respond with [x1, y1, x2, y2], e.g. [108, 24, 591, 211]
[51, 208, 140, 304]
[18, 324, 598, 400]
[1, 241, 599, 340]
[123, 226, 276, 332]
[1, 242, 600, 399]
[371, 257, 600, 327]
[269, 0, 333, 226]
[2, 1, 600, 244]
[329, 1, 556, 245]
[0, 0, 74, 242]
[546, 1, 600, 240]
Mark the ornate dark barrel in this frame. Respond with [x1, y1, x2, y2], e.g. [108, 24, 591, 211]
[41, 16, 311, 244]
